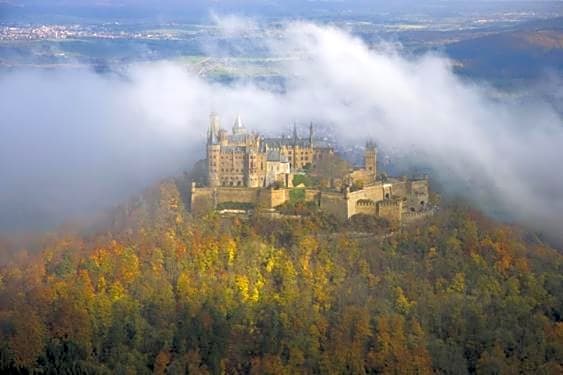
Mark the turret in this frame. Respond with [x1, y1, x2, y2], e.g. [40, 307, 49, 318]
[207, 112, 222, 187]
[309, 122, 314, 145]
[208, 112, 220, 145]
[364, 140, 377, 178]
[233, 114, 246, 135]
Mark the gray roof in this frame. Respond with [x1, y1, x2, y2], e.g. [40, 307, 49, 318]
[263, 137, 311, 147]
[267, 149, 289, 162]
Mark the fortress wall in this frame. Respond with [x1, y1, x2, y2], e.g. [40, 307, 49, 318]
[216, 187, 260, 204]
[348, 183, 385, 202]
[406, 180, 430, 211]
[320, 192, 348, 221]
[304, 189, 321, 203]
[403, 210, 432, 223]
[377, 200, 403, 224]
[270, 188, 290, 207]
[349, 169, 375, 186]
[346, 183, 385, 218]
[191, 187, 214, 216]
[192, 186, 291, 213]
[354, 201, 377, 216]
[258, 188, 290, 208]
[390, 181, 408, 198]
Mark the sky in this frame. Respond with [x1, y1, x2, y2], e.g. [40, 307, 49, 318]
[0, 16, 562, 244]
[2, 1, 562, 22]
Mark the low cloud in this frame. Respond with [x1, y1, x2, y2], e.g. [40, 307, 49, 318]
[0, 19, 561, 243]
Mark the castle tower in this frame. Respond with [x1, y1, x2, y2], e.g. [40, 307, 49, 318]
[364, 141, 377, 178]
[309, 122, 314, 145]
[207, 113, 221, 187]
[233, 114, 246, 135]
[208, 112, 220, 145]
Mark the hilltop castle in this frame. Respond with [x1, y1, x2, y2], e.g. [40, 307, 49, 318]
[192, 113, 431, 224]
[206, 113, 334, 188]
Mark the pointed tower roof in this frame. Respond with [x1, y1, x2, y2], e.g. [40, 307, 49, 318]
[233, 114, 246, 135]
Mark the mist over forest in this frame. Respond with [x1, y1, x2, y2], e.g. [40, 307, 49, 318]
[1, 15, 562, 245]
[1, 2, 563, 374]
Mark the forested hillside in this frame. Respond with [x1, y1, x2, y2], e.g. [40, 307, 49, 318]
[0, 180, 561, 374]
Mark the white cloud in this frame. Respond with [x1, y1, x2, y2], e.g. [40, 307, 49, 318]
[0, 19, 562, 243]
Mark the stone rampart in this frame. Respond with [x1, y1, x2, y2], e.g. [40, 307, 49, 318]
[258, 188, 290, 208]
[191, 184, 293, 215]
[376, 199, 403, 224]
[304, 189, 321, 203]
[354, 199, 377, 216]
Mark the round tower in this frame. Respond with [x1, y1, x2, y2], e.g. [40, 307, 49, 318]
[364, 141, 377, 178]
[207, 113, 221, 187]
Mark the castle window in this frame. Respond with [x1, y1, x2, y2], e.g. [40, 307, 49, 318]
[385, 193, 390, 199]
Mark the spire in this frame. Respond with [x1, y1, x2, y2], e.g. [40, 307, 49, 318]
[309, 121, 314, 145]
[208, 112, 220, 145]
[233, 114, 246, 135]
[292, 122, 298, 144]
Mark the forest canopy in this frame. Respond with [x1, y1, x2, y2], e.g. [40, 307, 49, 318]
[0, 179, 561, 374]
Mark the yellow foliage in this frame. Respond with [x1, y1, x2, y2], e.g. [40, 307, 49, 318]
[235, 275, 250, 302]
[395, 287, 414, 314]
[109, 281, 125, 301]
[224, 238, 237, 265]
[448, 273, 466, 293]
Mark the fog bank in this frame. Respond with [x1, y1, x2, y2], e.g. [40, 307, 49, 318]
[0, 20, 561, 243]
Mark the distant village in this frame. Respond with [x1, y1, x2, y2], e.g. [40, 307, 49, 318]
[190, 113, 432, 224]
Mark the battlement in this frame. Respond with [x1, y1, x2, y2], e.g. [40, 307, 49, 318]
[377, 199, 402, 208]
[356, 199, 376, 207]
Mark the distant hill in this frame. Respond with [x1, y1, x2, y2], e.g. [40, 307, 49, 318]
[446, 23, 563, 80]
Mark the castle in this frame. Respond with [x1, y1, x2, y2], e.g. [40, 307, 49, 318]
[206, 113, 334, 188]
[191, 113, 431, 224]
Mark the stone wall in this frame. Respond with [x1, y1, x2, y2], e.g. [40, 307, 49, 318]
[406, 179, 429, 212]
[390, 180, 408, 197]
[377, 199, 403, 224]
[348, 182, 385, 202]
[379, 178, 429, 213]
[346, 183, 385, 217]
[215, 187, 259, 205]
[348, 169, 375, 186]
[192, 177, 429, 221]
[354, 199, 377, 216]
[304, 189, 321, 203]
[258, 188, 290, 208]
[403, 210, 433, 223]
[191, 184, 292, 215]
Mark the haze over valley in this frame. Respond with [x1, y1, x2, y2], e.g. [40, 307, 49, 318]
[0, 2, 562, 374]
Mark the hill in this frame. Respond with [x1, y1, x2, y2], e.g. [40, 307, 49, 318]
[446, 24, 563, 81]
[0, 179, 561, 373]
